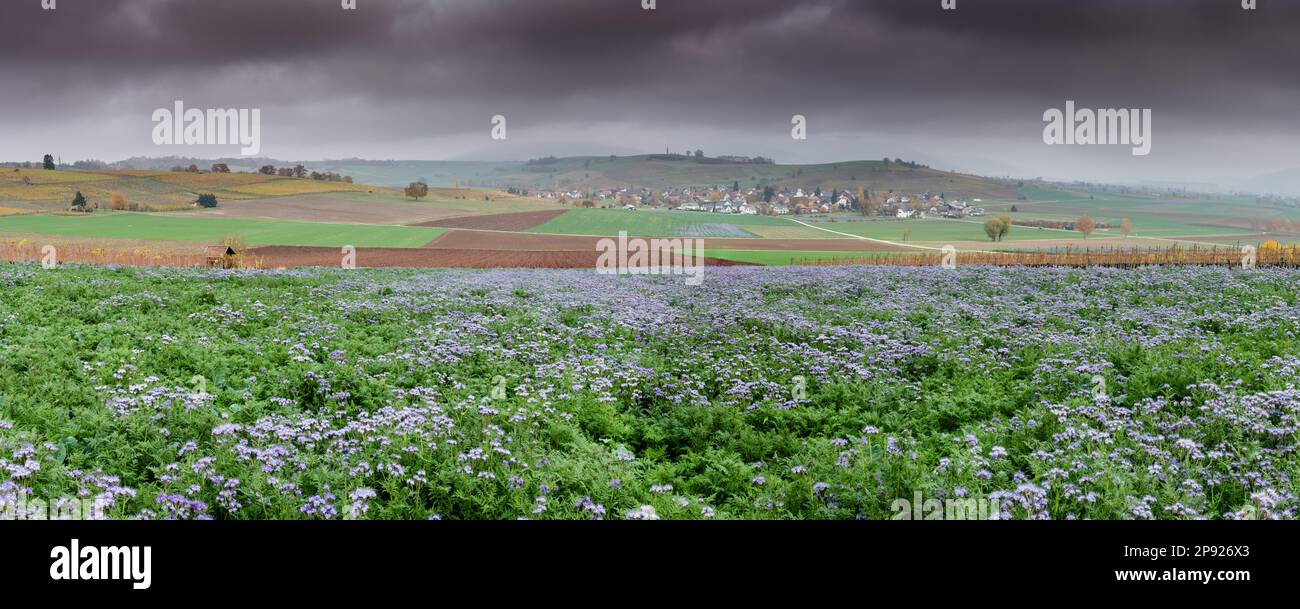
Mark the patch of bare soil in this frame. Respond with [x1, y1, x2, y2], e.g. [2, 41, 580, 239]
[424, 229, 910, 252]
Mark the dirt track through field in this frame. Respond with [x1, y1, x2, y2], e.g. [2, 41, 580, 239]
[412, 210, 568, 231]
[247, 245, 754, 269]
[423, 229, 912, 252]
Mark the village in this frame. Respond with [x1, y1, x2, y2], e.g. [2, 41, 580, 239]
[532, 185, 989, 219]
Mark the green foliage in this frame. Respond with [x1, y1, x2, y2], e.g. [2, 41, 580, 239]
[0, 265, 1295, 520]
[404, 181, 429, 200]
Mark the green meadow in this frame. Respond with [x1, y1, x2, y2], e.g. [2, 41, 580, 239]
[0, 213, 445, 248]
[794, 218, 1074, 242]
[528, 208, 797, 237]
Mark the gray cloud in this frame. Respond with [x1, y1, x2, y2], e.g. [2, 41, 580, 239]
[1, 0, 1297, 187]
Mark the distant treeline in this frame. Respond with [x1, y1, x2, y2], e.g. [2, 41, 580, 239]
[1014, 219, 1116, 231]
[646, 153, 774, 165]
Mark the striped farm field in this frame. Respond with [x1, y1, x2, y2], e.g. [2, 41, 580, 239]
[0, 212, 445, 248]
[0, 168, 117, 184]
[222, 179, 373, 197]
[743, 224, 831, 239]
[0, 168, 386, 209]
[794, 218, 1081, 242]
[150, 172, 289, 189]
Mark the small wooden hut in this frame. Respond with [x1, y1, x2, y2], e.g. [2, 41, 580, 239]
[204, 245, 237, 269]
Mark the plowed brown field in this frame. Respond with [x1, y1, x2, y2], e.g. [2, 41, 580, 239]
[424, 229, 910, 252]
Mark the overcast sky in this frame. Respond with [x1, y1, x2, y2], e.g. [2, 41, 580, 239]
[2, 0, 1298, 188]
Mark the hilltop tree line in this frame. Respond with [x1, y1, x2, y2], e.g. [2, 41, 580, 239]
[63, 190, 217, 213]
[881, 158, 926, 169]
[253, 164, 353, 182]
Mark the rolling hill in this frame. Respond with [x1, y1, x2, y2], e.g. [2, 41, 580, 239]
[0, 167, 378, 211]
[108, 155, 1021, 199]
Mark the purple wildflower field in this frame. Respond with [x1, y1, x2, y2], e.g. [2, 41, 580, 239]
[0, 264, 1297, 519]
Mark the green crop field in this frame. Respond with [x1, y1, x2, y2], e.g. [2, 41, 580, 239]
[1016, 186, 1297, 232]
[527, 208, 798, 237]
[0, 213, 445, 248]
[793, 218, 1076, 243]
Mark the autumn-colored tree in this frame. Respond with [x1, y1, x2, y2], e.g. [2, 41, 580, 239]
[1120, 218, 1133, 238]
[110, 191, 130, 211]
[1075, 215, 1097, 239]
[221, 234, 248, 252]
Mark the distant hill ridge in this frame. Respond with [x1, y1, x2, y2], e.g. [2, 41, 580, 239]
[86, 154, 1019, 199]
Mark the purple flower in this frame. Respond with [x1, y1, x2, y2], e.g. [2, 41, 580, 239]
[576, 496, 606, 520]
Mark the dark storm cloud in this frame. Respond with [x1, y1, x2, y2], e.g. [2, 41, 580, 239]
[1, 0, 1297, 184]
